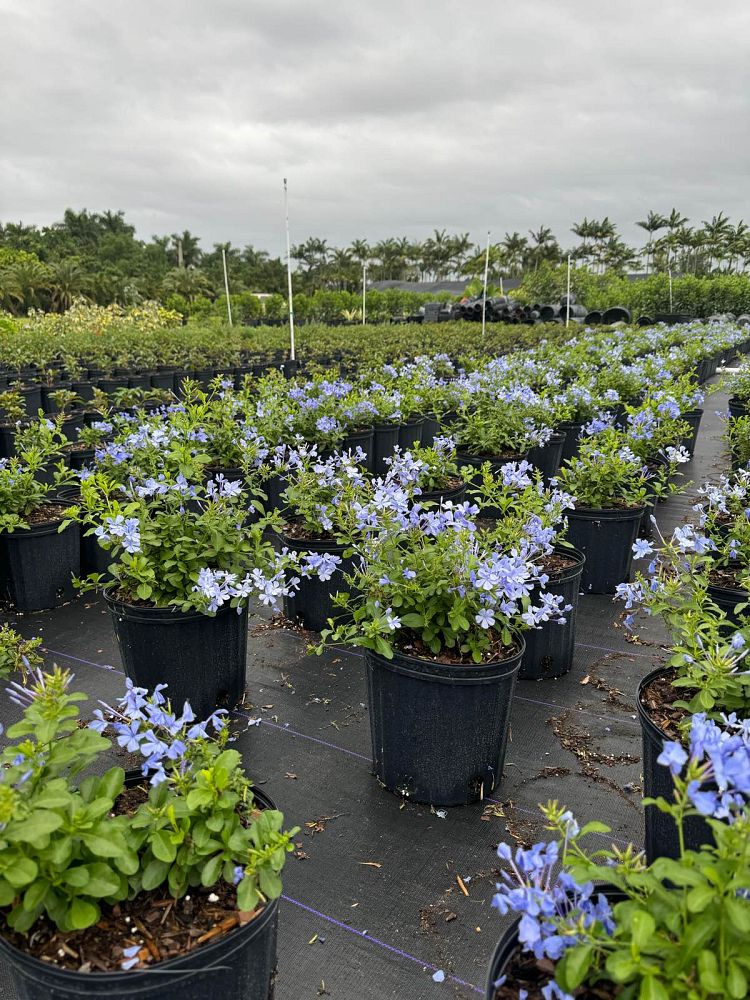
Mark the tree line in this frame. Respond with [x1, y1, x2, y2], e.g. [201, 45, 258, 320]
[0, 207, 748, 315]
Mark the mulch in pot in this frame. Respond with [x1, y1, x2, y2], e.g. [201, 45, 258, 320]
[639, 667, 690, 742]
[1, 782, 267, 974]
[492, 945, 617, 999]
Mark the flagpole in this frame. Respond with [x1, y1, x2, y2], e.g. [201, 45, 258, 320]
[481, 230, 490, 337]
[565, 254, 572, 327]
[283, 178, 296, 361]
[221, 247, 233, 326]
[362, 262, 367, 325]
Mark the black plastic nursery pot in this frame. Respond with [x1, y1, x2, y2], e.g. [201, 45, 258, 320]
[280, 532, 354, 633]
[0, 511, 80, 612]
[421, 414, 440, 447]
[484, 886, 624, 999]
[418, 479, 467, 505]
[680, 408, 703, 457]
[519, 546, 585, 680]
[398, 416, 424, 452]
[527, 431, 566, 481]
[365, 638, 524, 807]
[557, 421, 583, 464]
[107, 598, 249, 720]
[565, 505, 644, 595]
[638, 667, 715, 863]
[728, 396, 748, 420]
[0, 835, 278, 1000]
[0, 425, 17, 459]
[372, 423, 400, 477]
[707, 579, 747, 629]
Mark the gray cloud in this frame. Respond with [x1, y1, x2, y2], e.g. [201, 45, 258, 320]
[1, 0, 748, 256]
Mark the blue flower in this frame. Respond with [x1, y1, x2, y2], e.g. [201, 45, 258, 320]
[632, 539, 653, 559]
[656, 741, 688, 776]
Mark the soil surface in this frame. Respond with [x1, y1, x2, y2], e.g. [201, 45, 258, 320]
[708, 566, 747, 592]
[2, 781, 267, 974]
[492, 944, 619, 999]
[395, 630, 521, 666]
[280, 519, 340, 544]
[24, 503, 70, 526]
[639, 669, 691, 741]
[538, 552, 578, 576]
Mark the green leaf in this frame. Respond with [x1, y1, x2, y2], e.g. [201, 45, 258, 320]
[727, 960, 748, 999]
[639, 976, 670, 1000]
[631, 910, 655, 950]
[22, 879, 49, 911]
[399, 613, 424, 627]
[68, 897, 99, 930]
[9, 810, 63, 844]
[80, 833, 125, 858]
[141, 859, 169, 891]
[606, 951, 638, 982]
[237, 876, 259, 912]
[151, 830, 177, 863]
[698, 950, 724, 993]
[5, 857, 38, 888]
[200, 855, 223, 887]
[259, 868, 283, 899]
[725, 895, 750, 932]
[555, 944, 594, 991]
[686, 884, 715, 913]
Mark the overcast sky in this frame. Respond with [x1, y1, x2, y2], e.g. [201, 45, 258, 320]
[1, 0, 748, 256]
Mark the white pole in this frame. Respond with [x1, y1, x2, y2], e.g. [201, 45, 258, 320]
[499, 275, 504, 296]
[481, 230, 490, 337]
[565, 254, 572, 327]
[283, 177, 296, 361]
[221, 247, 233, 326]
[362, 262, 367, 325]
[668, 268, 673, 312]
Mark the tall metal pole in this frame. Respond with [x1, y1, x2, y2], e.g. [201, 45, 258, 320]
[283, 178, 296, 361]
[565, 254, 572, 327]
[481, 230, 490, 337]
[362, 262, 367, 325]
[221, 247, 233, 326]
[668, 268, 673, 312]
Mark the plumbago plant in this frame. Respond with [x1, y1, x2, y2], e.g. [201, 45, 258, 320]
[555, 431, 649, 510]
[281, 447, 373, 540]
[0, 668, 296, 947]
[385, 436, 462, 495]
[465, 460, 575, 558]
[318, 498, 568, 663]
[0, 626, 42, 681]
[726, 413, 750, 470]
[0, 458, 74, 532]
[454, 393, 550, 458]
[490, 714, 750, 1000]
[616, 527, 750, 720]
[68, 471, 303, 613]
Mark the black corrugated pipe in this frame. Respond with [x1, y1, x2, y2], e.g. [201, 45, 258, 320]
[602, 306, 631, 324]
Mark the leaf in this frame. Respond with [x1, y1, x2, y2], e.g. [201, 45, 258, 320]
[725, 895, 750, 931]
[259, 868, 283, 899]
[68, 897, 99, 930]
[686, 884, 715, 913]
[631, 910, 655, 950]
[151, 830, 177, 863]
[727, 960, 748, 999]
[237, 876, 259, 912]
[5, 857, 38, 888]
[697, 950, 723, 993]
[399, 613, 424, 627]
[200, 855, 223, 886]
[606, 951, 638, 982]
[141, 859, 169, 891]
[556, 944, 594, 991]
[80, 833, 125, 858]
[9, 810, 63, 844]
[639, 976, 670, 1000]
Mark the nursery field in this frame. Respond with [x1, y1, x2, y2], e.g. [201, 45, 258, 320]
[0, 389, 730, 999]
[1, 311, 750, 1000]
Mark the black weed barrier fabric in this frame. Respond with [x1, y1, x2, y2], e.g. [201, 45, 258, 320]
[0, 387, 731, 999]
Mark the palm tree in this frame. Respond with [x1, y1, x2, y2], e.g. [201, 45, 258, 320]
[635, 211, 667, 273]
[4, 258, 50, 311]
[349, 239, 371, 266]
[48, 260, 90, 311]
[161, 267, 211, 302]
[169, 231, 202, 268]
[501, 232, 529, 275]
[527, 227, 560, 270]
